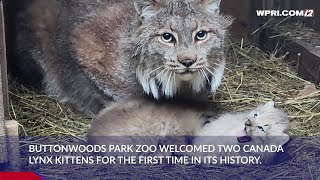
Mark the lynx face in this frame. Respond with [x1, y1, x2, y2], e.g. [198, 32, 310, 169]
[134, 0, 232, 99]
[244, 101, 290, 146]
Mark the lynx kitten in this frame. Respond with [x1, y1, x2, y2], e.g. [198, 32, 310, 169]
[194, 101, 290, 164]
[15, 0, 232, 114]
[88, 99, 290, 163]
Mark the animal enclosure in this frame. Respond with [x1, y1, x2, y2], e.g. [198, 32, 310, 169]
[0, 0, 319, 179]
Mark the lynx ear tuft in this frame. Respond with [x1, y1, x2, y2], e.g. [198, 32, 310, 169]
[200, 0, 222, 14]
[134, 0, 164, 20]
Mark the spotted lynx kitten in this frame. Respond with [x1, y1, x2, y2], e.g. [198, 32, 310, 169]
[15, 0, 232, 114]
[194, 101, 290, 163]
[88, 99, 290, 163]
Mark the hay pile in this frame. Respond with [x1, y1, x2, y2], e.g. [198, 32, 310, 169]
[218, 42, 320, 136]
[9, 43, 320, 179]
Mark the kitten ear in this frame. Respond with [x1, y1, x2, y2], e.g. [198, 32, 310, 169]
[279, 134, 290, 146]
[134, 0, 164, 20]
[200, 0, 222, 14]
[264, 101, 275, 109]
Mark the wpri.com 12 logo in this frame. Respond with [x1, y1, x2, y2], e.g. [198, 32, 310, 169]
[256, 9, 314, 17]
[304, 9, 314, 17]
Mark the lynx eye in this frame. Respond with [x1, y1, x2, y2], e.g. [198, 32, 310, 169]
[161, 33, 175, 43]
[257, 126, 266, 132]
[195, 30, 208, 41]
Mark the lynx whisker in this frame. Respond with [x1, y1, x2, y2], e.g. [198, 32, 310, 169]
[151, 68, 167, 82]
[207, 66, 227, 79]
[208, 62, 230, 71]
[200, 69, 211, 85]
[196, 59, 228, 72]
[204, 67, 218, 79]
[158, 69, 169, 88]
[165, 65, 188, 71]
[146, 65, 165, 77]
[164, 71, 173, 96]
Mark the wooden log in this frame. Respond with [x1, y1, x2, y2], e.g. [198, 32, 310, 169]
[0, 0, 8, 165]
[0, 0, 20, 170]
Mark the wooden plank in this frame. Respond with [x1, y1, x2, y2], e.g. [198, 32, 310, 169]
[261, 28, 320, 85]
[220, 0, 253, 41]
[0, 0, 8, 120]
[301, 0, 320, 32]
[266, 0, 320, 32]
[220, 0, 267, 44]
[0, 0, 9, 166]
[250, 0, 264, 45]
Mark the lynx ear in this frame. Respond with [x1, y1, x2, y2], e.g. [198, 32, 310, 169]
[200, 0, 221, 14]
[264, 101, 275, 109]
[134, 0, 164, 20]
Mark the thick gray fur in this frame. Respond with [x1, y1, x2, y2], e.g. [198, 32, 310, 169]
[15, 0, 232, 115]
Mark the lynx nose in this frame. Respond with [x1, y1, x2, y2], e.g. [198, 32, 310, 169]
[179, 59, 195, 68]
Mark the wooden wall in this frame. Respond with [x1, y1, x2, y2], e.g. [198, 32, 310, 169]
[221, 0, 253, 41]
[221, 0, 320, 42]
[263, 0, 320, 32]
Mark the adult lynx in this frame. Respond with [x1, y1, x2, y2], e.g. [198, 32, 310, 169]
[15, 0, 232, 114]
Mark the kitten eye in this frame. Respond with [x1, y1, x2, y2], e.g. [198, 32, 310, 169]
[161, 33, 175, 43]
[203, 120, 211, 126]
[195, 31, 208, 41]
[257, 126, 266, 132]
[254, 113, 258, 117]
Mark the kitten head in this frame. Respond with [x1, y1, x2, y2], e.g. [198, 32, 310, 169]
[133, 0, 232, 99]
[244, 101, 290, 146]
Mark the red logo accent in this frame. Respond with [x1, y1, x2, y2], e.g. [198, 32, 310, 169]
[304, 9, 314, 17]
[0, 172, 43, 180]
